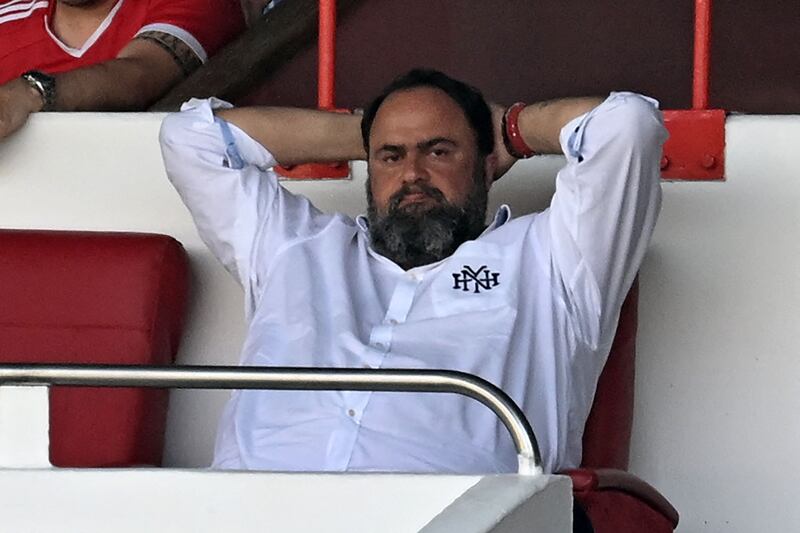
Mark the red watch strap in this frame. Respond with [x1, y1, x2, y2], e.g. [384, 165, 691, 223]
[502, 102, 536, 159]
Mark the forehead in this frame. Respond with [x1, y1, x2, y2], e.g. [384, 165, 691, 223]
[369, 87, 475, 148]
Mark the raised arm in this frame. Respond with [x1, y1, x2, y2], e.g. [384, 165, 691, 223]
[490, 97, 603, 179]
[222, 96, 602, 171]
[215, 107, 366, 166]
[499, 93, 666, 346]
[160, 100, 360, 307]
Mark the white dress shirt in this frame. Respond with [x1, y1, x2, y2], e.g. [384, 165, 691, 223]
[159, 92, 666, 474]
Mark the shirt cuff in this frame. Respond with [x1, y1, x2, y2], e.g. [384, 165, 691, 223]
[559, 92, 661, 162]
[179, 98, 278, 170]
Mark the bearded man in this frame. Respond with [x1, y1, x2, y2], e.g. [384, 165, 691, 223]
[160, 69, 665, 480]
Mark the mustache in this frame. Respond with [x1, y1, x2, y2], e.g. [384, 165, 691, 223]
[388, 182, 446, 211]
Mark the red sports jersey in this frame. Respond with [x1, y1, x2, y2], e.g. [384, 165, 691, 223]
[0, 0, 244, 84]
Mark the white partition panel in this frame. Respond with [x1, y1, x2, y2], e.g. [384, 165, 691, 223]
[0, 469, 571, 533]
[2, 112, 799, 532]
[631, 115, 800, 532]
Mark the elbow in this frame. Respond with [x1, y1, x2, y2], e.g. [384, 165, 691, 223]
[602, 93, 668, 149]
[158, 111, 192, 176]
[158, 114, 177, 157]
[159, 111, 189, 151]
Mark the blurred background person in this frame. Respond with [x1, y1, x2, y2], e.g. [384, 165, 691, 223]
[0, 0, 245, 139]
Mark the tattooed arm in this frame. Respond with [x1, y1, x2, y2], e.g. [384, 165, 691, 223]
[489, 98, 603, 179]
[1, 34, 196, 138]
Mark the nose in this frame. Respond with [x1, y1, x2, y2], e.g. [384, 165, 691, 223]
[400, 152, 428, 184]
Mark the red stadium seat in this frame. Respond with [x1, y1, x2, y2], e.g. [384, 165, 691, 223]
[0, 229, 189, 467]
[561, 280, 680, 531]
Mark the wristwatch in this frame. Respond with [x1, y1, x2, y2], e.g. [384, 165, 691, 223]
[20, 70, 56, 111]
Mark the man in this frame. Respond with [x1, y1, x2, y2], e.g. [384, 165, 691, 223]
[0, 0, 244, 139]
[160, 70, 665, 478]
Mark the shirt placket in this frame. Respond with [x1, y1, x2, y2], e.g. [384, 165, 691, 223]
[341, 270, 423, 466]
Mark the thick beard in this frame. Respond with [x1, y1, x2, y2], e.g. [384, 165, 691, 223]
[366, 172, 488, 270]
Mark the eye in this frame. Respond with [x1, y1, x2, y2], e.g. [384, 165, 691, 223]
[430, 148, 450, 158]
[382, 153, 400, 163]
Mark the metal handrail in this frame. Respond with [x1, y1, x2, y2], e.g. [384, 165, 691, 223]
[0, 364, 542, 475]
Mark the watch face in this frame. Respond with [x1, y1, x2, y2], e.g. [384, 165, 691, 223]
[22, 71, 56, 110]
[23, 70, 50, 82]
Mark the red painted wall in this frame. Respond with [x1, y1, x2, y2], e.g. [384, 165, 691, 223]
[242, 0, 799, 114]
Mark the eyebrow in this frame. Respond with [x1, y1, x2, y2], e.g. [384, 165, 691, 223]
[419, 137, 457, 150]
[376, 144, 404, 155]
[375, 137, 458, 154]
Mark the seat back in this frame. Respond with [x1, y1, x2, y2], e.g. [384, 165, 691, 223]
[0, 230, 189, 467]
[581, 280, 638, 470]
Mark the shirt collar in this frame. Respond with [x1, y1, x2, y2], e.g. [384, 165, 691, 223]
[355, 214, 370, 233]
[484, 204, 512, 232]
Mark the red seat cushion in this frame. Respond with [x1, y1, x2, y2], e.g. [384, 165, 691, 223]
[575, 489, 675, 533]
[581, 280, 638, 470]
[0, 230, 189, 467]
[567, 280, 679, 530]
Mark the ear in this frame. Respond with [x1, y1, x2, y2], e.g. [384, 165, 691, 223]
[483, 153, 498, 190]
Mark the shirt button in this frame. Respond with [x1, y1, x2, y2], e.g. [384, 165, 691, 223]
[387, 318, 398, 325]
[374, 342, 386, 351]
[362, 363, 371, 369]
[347, 409, 356, 417]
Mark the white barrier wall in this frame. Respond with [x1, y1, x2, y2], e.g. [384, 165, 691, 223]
[1, 112, 798, 532]
[0, 469, 572, 532]
[632, 115, 800, 532]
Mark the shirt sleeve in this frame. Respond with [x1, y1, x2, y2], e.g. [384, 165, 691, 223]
[535, 92, 667, 348]
[135, 0, 245, 64]
[159, 98, 330, 318]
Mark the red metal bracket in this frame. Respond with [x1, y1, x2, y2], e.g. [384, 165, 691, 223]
[661, 109, 726, 181]
[659, 0, 726, 181]
[276, 105, 352, 179]
[276, 161, 350, 180]
[278, 0, 349, 180]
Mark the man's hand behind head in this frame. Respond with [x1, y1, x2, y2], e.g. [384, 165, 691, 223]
[489, 102, 518, 181]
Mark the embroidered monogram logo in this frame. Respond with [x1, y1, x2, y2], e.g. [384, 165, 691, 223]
[452, 265, 500, 293]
